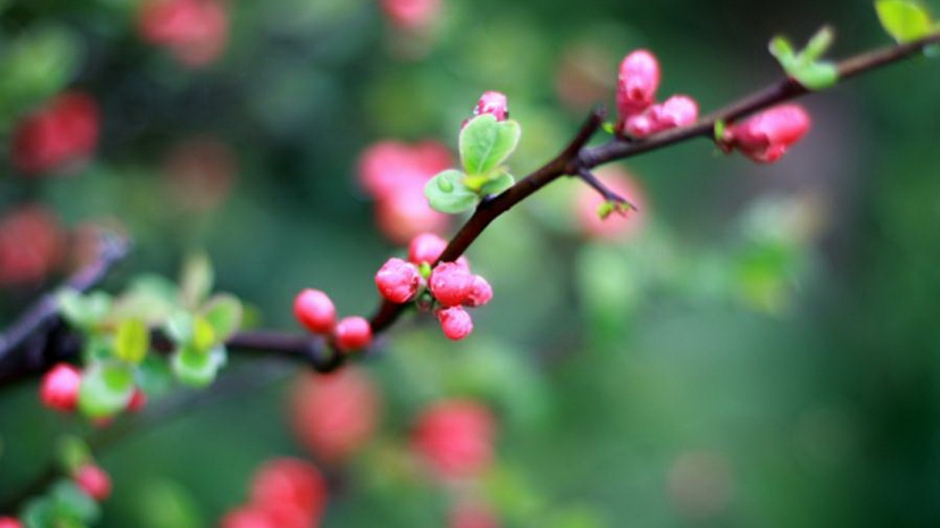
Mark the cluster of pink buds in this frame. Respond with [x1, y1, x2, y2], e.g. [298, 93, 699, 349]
[718, 104, 811, 163]
[374, 233, 492, 341]
[616, 50, 699, 138]
[294, 289, 372, 353]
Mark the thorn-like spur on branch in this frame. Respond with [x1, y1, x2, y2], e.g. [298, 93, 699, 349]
[574, 168, 636, 213]
[0, 232, 130, 362]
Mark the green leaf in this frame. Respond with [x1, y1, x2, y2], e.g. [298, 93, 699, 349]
[179, 252, 213, 308]
[137, 355, 173, 396]
[165, 311, 194, 344]
[77, 362, 135, 418]
[114, 319, 149, 364]
[171, 345, 227, 387]
[425, 170, 480, 214]
[191, 316, 216, 352]
[804, 26, 835, 60]
[768, 35, 797, 68]
[23, 497, 56, 528]
[713, 120, 727, 142]
[202, 294, 242, 343]
[478, 172, 515, 196]
[875, 0, 935, 42]
[459, 115, 522, 176]
[50, 480, 100, 524]
[58, 290, 112, 331]
[790, 61, 839, 90]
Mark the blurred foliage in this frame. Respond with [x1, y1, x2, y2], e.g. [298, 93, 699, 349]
[2, 0, 940, 527]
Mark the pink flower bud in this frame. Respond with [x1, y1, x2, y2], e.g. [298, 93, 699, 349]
[725, 104, 811, 163]
[75, 464, 111, 501]
[616, 49, 660, 120]
[429, 262, 474, 307]
[437, 306, 474, 340]
[409, 232, 448, 265]
[380, 0, 442, 30]
[0, 517, 23, 528]
[464, 275, 493, 307]
[138, 0, 229, 68]
[411, 399, 495, 479]
[375, 257, 421, 304]
[12, 91, 99, 175]
[624, 95, 698, 137]
[220, 507, 276, 528]
[474, 91, 509, 121]
[449, 499, 500, 528]
[334, 316, 373, 352]
[293, 289, 336, 335]
[40, 363, 81, 412]
[0, 205, 63, 286]
[291, 367, 380, 463]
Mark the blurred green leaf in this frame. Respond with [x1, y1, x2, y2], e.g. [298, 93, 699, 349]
[78, 362, 135, 418]
[171, 346, 227, 387]
[459, 115, 522, 176]
[202, 294, 243, 343]
[875, 0, 936, 42]
[23, 497, 55, 528]
[0, 26, 82, 120]
[58, 290, 112, 331]
[191, 316, 216, 352]
[791, 61, 839, 90]
[165, 311, 194, 345]
[425, 170, 479, 214]
[137, 479, 203, 528]
[179, 252, 214, 309]
[804, 26, 835, 60]
[49, 481, 100, 525]
[114, 319, 149, 364]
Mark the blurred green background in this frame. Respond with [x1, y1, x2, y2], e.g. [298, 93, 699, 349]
[2, 0, 940, 526]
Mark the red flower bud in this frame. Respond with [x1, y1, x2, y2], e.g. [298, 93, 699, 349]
[293, 289, 336, 335]
[429, 262, 474, 307]
[0, 517, 23, 528]
[249, 458, 327, 528]
[474, 91, 509, 121]
[724, 104, 810, 163]
[291, 367, 380, 463]
[334, 316, 372, 352]
[464, 275, 492, 307]
[75, 464, 111, 501]
[220, 507, 276, 528]
[380, 0, 442, 30]
[411, 399, 495, 479]
[40, 363, 81, 412]
[409, 232, 449, 265]
[375, 257, 421, 303]
[437, 306, 474, 341]
[616, 49, 660, 121]
[11, 91, 99, 175]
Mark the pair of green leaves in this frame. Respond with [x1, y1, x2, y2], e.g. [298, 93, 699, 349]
[875, 0, 938, 43]
[425, 114, 522, 214]
[769, 26, 839, 90]
[165, 294, 242, 388]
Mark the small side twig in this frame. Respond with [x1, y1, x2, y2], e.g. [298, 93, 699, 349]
[574, 167, 635, 212]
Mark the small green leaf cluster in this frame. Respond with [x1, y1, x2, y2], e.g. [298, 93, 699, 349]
[875, 0, 938, 43]
[17, 437, 102, 528]
[769, 26, 839, 90]
[425, 114, 521, 214]
[56, 253, 243, 419]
